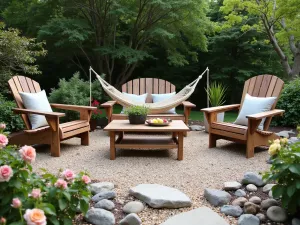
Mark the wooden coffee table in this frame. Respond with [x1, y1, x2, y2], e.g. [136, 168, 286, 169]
[103, 120, 189, 160]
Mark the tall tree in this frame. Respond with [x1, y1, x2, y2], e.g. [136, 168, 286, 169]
[220, 0, 300, 77]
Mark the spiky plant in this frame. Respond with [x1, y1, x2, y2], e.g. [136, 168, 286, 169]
[205, 82, 227, 107]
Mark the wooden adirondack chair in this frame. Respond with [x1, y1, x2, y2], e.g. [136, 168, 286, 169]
[8, 76, 96, 157]
[101, 78, 196, 135]
[201, 75, 285, 158]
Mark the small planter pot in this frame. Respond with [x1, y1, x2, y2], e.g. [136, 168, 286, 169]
[203, 112, 225, 133]
[90, 119, 97, 131]
[128, 115, 147, 124]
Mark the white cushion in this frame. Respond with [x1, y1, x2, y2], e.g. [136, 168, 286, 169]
[19, 90, 53, 129]
[151, 92, 176, 114]
[121, 93, 148, 113]
[234, 94, 276, 130]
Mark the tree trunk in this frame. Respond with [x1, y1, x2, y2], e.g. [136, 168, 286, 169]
[290, 53, 300, 77]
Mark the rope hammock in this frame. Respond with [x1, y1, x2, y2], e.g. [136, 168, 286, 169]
[90, 67, 209, 114]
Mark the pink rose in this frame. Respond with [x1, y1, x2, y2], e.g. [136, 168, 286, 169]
[0, 124, 6, 130]
[82, 175, 91, 184]
[55, 179, 68, 189]
[23, 209, 46, 225]
[0, 134, 8, 149]
[0, 217, 6, 225]
[29, 189, 42, 199]
[62, 169, 75, 180]
[11, 198, 22, 208]
[0, 165, 13, 182]
[19, 146, 36, 163]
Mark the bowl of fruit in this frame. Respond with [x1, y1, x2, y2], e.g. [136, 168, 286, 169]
[146, 118, 172, 126]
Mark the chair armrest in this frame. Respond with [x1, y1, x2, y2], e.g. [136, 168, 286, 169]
[201, 104, 240, 113]
[182, 101, 196, 108]
[246, 109, 285, 120]
[101, 101, 117, 108]
[50, 104, 96, 112]
[13, 108, 65, 118]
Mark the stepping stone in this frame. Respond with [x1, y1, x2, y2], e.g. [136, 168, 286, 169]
[130, 184, 191, 209]
[85, 208, 115, 225]
[160, 207, 229, 225]
[204, 188, 231, 206]
[119, 213, 142, 225]
[90, 182, 114, 194]
[223, 181, 242, 191]
[242, 172, 265, 186]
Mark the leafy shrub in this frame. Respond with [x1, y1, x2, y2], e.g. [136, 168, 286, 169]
[0, 94, 24, 132]
[274, 78, 300, 127]
[0, 125, 91, 224]
[124, 105, 149, 116]
[263, 138, 300, 214]
[48, 72, 103, 121]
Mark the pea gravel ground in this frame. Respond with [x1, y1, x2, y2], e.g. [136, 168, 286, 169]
[32, 130, 271, 225]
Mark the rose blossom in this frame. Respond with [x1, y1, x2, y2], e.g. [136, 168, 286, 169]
[0, 217, 6, 225]
[62, 169, 75, 180]
[19, 146, 36, 163]
[0, 134, 8, 149]
[82, 175, 91, 184]
[0, 165, 13, 182]
[23, 209, 46, 225]
[29, 189, 42, 199]
[0, 124, 6, 130]
[11, 198, 22, 208]
[55, 179, 68, 189]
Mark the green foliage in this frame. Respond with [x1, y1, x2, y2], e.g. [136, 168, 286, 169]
[0, 94, 24, 132]
[205, 82, 227, 107]
[124, 105, 149, 116]
[48, 72, 103, 121]
[0, 126, 92, 224]
[273, 78, 300, 127]
[263, 139, 300, 214]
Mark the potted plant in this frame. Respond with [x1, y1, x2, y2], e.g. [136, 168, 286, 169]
[90, 99, 103, 131]
[124, 105, 149, 124]
[204, 82, 227, 132]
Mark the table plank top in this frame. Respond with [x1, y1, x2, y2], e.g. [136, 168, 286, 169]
[104, 120, 189, 132]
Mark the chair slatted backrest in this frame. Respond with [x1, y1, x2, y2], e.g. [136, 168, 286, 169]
[8, 76, 42, 130]
[240, 74, 284, 130]
[121, 78, 176, 103]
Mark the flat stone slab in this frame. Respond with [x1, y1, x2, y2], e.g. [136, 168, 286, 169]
[130, 184, 192, 209]
[160, 207, 229, 225]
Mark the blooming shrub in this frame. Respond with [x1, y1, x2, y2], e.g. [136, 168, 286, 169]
[91, 99, 103, 120]
[263, 138, 300, 214]
[0, 125, 91, 225]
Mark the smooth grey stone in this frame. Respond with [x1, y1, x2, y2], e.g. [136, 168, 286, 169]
[92, 191, 116, 202]
[119, 213, 141, 225]
[90, 182, 114, 194]
[289, 137, 300, 144]
[223, 181, 242, 191]
[234, 189, 246, 197]
[232, 197, 248, 207]
[220, 205, 243, 217]
[95, 199, 115, 211]
[189, 125, 204, 131]
[249, 196, 261, 204]
[275, 130, 294, 138]
[243, 202, 260, 215]
[267, 206, 287, 222]
[256, 213, 266, 222]
[246, 184, 257, 192]
[238, 214, 260, 225]
[85, 208, 115, 225]
[242, 172, 265, 186]
[123, 201, 144, 214]
[292, 218, 300, 225]
[261, 199, 278, 209]
[204, 188, 231, 206]
[160, 207, 229, 225]
[130, 184, 191, 209]
[262, 183, 276, 193]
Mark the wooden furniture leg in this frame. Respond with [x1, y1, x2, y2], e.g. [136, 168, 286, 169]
[46, 117, 60, 157]
[172, 132, 178, 138]
[110, 131, 116, 160]
[209, 133, 217, 148]
[81, 131, 89, 146]
[177, 132, 184, 160]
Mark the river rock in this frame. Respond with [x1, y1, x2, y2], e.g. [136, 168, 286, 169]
[160, 207, 229, 225]
[223, 181, 242, 191]
[92, 191, 116, 202]
[220, 205, 243, 217]
[130, 184, 191, 208]
[204, 188, 231, 206]
[267, 206, 287, 222]
[246, 184, 257, 192]
[95, 199, 115, 211]
[292, 218, 300, 225]
[234, 189, 246, 197]
[242, 172, 265, 186]
[261, 199, 278, 209]
[119, 213, 142, 225]
[262, 184, 276, 193]
[85, 208, 115, 225]
[189, 125, 204, 131]
[90, 182, 114, 194]
[123, 201, 144, 214]
[275, 130, 294, 138]
[232, 197, 248, 207]
[289, 137, 300, 144]
[256, 213, 266, 222]
[243, 202, 260, 215]
[249, 196, 261, 204]
[238, 214, 260, 225]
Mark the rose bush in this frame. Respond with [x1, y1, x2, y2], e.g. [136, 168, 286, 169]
[0, 125, 91, 225]
[263, 137, 300, 214]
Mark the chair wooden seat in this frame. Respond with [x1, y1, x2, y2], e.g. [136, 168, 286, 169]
[59, 120, 90, 139]
[211, 122, 247, 140]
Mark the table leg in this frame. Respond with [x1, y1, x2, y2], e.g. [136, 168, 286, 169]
[177, 132, 184, 160]
[172, 132, 178, 138]
[110, 131, 116, 160]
